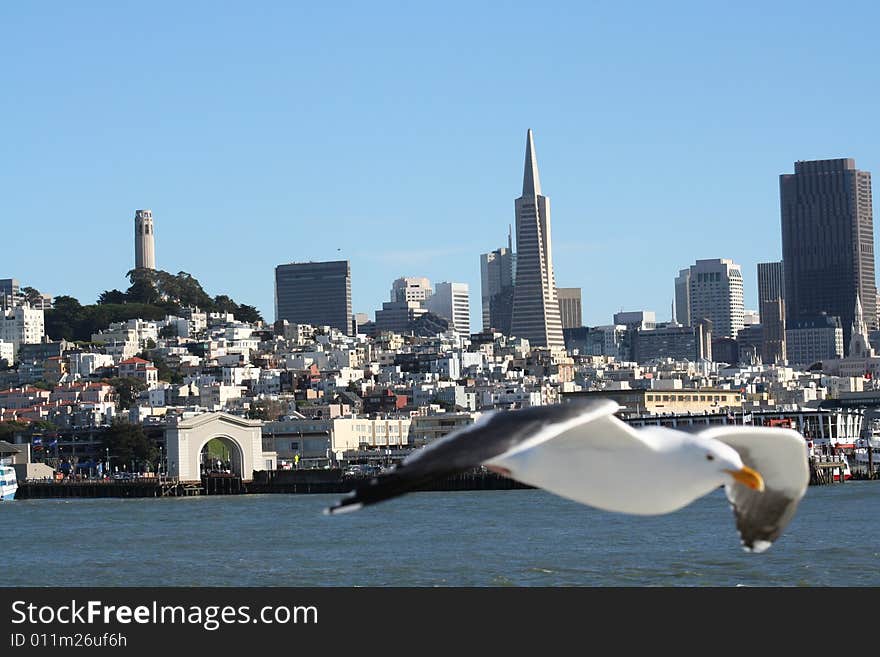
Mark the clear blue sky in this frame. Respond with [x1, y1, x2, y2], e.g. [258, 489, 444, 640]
[4, 1, 879, 330]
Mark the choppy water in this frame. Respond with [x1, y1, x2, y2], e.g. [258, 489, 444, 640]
[2, 482, 879, 586]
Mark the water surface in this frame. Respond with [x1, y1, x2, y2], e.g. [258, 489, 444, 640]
[2, 482, 878, 586]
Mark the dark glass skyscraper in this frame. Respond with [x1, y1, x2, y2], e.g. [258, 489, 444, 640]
[780, 158, 876, 352]
[274, 260, 352, 334]
[756, 261, 784, 305]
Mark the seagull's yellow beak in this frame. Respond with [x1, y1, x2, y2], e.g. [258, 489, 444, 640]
[725, 466, 765, 492]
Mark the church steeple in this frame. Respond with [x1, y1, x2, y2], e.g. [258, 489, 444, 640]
[849, 293, 875, 358]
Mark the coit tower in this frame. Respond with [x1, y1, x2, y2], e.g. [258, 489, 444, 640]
[134, 209, 156, 270]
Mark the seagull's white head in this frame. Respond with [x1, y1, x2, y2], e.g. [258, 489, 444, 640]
[682, 433, 765, 493]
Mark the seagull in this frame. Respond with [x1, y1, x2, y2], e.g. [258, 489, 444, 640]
[326, 399, 810, 552]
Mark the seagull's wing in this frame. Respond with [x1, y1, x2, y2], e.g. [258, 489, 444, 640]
[699, 426, 810, 553]
[325, 399, 620, 515]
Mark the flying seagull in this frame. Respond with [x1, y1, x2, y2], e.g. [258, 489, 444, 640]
[326, 399, 810, 552]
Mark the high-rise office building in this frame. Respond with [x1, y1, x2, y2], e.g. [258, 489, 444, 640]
[391, 277, 433, 304]
[134, 209, 156, 270]
[757, 261, 786, 363]
[425, 282, 471, 334]
[679, 259, 744, 339]
[557, 288, 582, 329]
[757, 261, 785, 307]
[780, 158, 876, 351]
[674, 268, 691, 325]
[274, 260, 352, 334]
[0, 278, 19, 311]
[760, 297, 787, 364]
[480, 232, 516, 335]
[509, 130, 565, 349]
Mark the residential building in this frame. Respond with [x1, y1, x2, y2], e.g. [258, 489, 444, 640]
[0, 340, 12, 366]
[274, 260, 352, 335]
[509, 130, 565, 349]
[0, 304, 45, 359]
[134, 209, 156, 270]
[425, 282, 470, 334]
[780, 158, 876, 350]
[557, 288, 582, 329]
[679, 258, 744, 338]
[118, 356, 159, 386]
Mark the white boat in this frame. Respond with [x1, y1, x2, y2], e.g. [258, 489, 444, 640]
[852, 439, 880, 476]
[0, 464, 17, 501]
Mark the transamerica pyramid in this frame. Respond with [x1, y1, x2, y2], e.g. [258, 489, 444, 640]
[509, 129, 565, 350]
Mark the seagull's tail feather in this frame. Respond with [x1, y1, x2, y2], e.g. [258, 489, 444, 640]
[324, 467, 455, 515]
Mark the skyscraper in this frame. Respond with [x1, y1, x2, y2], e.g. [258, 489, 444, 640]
[134, 209, 156, 270]
[674, 268, 691, 325]
[480, 231, 515, 334]
[557, 288, 582, 329]
[391, 277, 433, 304]
[679, 259, 744, 339]
[425, 282, 471, 334]
[757, 261, 786, 364]
[757, 261, 784, 307]
[509, 130, 565, 350]
[274, 260, 352, 334]
[780, 158, 876, 351]
[0, 279, 19, 311]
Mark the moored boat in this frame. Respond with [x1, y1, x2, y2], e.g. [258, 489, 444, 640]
[0, 464, 17, 501]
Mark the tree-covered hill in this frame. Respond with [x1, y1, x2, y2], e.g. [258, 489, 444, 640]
[44, 269, 263, 341]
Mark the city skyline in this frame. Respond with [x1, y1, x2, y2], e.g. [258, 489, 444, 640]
[4, 2, 880, 332]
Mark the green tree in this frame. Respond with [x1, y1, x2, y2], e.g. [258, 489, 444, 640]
[44, 295, 83, 340]
[97, 289, 127, 304]
[0, 421, 29, 441]
[22, 286, 42, 305]
[159, 324, 178, 339]
[247, 399, 286, 421]
[100, 421, 158, 471]
[236, 304, 264, 323]
[145, 353, 182, 384]
[108, 377, 148, 410]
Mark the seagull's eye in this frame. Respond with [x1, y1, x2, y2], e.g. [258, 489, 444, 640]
[706, 454, 715, 461]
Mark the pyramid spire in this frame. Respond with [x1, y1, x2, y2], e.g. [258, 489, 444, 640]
[522, 129, 542, 197]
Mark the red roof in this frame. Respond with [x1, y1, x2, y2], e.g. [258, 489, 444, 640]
[119, 357, 151, 365]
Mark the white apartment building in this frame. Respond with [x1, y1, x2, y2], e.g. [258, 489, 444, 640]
[0, 340, 13, 365]
[68, 352, 116, 377]
[91, 319, 159, 347]
[0, 304, 45, 359]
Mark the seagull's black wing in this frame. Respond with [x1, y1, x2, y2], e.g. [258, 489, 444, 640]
[325, 399, 618, 515]
[699, 426, 810, 553]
